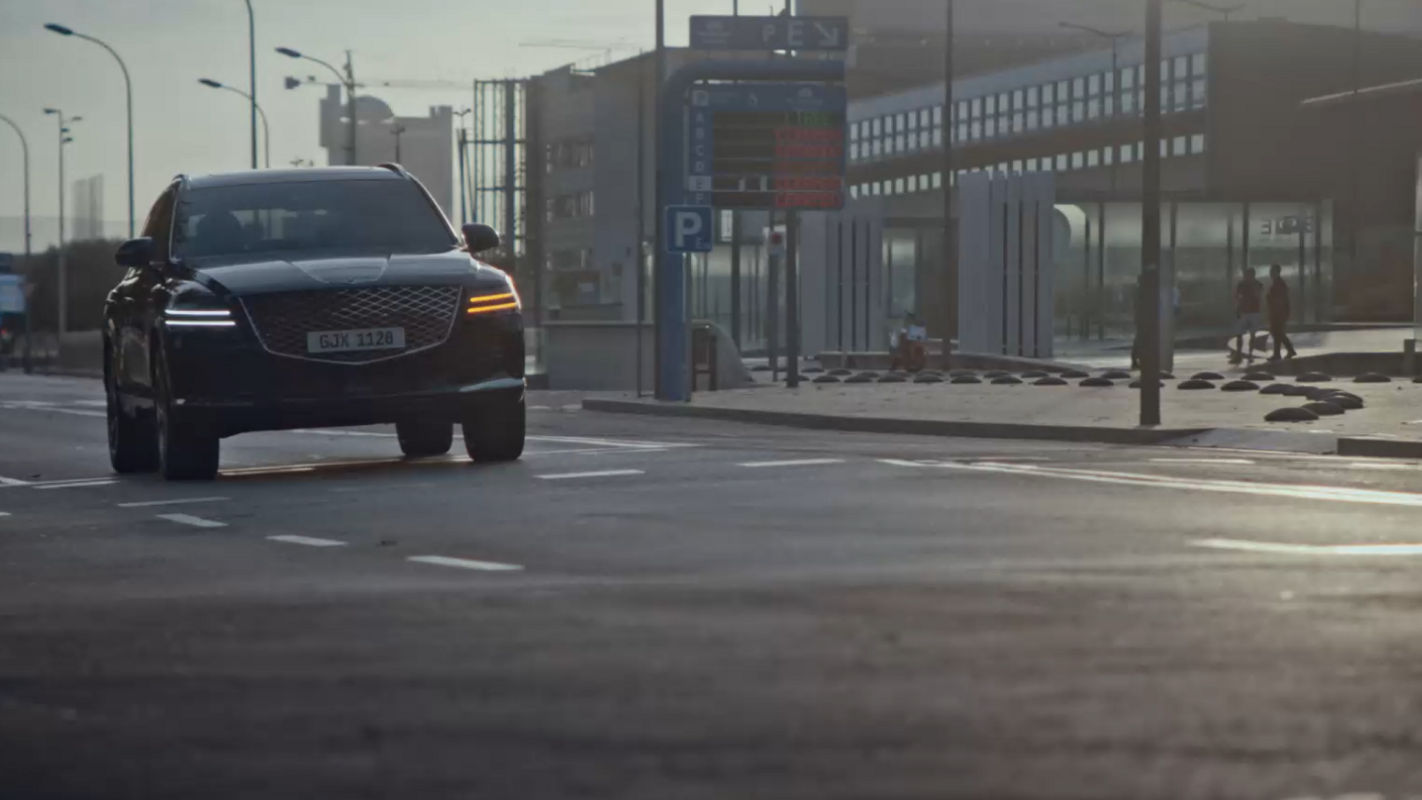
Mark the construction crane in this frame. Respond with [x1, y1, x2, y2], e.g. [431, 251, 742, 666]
[284, 75, 469, 91]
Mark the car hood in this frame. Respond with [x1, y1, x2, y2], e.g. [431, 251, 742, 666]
[188, 249, 494, 296]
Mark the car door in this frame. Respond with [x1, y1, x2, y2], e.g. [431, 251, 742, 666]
[115, 184, 177, 398]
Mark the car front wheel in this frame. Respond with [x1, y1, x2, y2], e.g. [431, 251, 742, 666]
[397, 420, 453, 457]
[462, 394, 525, 462]
[106, 353, 158, 474]
[154, 346, 220, 481]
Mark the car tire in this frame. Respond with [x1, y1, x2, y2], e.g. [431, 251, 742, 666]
[153, 345, 220, 481]
[106, 352, 158, 474]
[396, 420, 454, 457]
[462, 394, 525, 462]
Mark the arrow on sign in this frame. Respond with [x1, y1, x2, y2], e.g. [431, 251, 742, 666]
[813, 22, 842, 48]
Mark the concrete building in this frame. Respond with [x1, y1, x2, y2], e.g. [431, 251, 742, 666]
[317, 86, 455, 219]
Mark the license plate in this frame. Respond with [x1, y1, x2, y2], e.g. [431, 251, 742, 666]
[306, 327, 406, 354]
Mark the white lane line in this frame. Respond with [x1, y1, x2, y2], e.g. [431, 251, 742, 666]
[0, 475, 31, 487]
[1150, 458, 1256, 465]
[0, 511, 10, 517]
[267, 534, 347, 548]
[117, 496, 229, 508]
[288, 428, 396, 438]
[1193, 538, 1422, 557]
[72, 400, 109, 407]
[528, 435, 696, 450]
[1348, 462, 1417, 471]
[738, 458, 847, 469]
[536, 469, 645, 481]
[408, 555, 524, 572]
[881, 459, 1422, 509]
[34, 480, 118, 490]
[156, 513, 227, 528]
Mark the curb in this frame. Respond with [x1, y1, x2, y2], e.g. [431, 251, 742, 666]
[581, 398, 1209, 446]
[1337, 437, 1422, 459]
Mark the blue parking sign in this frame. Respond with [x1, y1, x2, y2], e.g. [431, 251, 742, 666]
[665, 205, 713, 254]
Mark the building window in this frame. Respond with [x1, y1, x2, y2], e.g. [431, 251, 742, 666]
[1192, 78, 1207, 108]
[1173, 135, 1187, 156]
[1191, 52, 1207, 78]
[1103, 147, 1113, 166]
[1071, 151, 1084, 169]
[1120, 143, 1134, 163]
[1056, 154, 1068, 170]
[1190, 133, 1206, 154]
[1086, 150, 1099, 167]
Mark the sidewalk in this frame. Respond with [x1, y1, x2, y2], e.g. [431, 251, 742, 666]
[585, 371, 1422, 458]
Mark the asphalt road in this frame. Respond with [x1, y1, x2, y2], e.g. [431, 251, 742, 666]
[3, 373, 1422, 800]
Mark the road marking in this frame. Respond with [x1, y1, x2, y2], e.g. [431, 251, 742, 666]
[156, 513, 227, 528]
[117, 496, 229, 508]
[536, 469, 645, 481]
[882, 460, 1422, 509]
[267, 534, 347, 547]
[407, 555, 524, 572]
[528, 435, 695, 450]
[1348, 462, 1417, 471]
[738, 458, 847, 468]
[0, 511, 10, 517]
[0, 475, 31, 487]
[1193, 538, 1422, 557]
[1150, 458, 1256, 465]
[34, 480, 118, 490]
[288, 428, 395, 438]
[0, 401, 107, 419]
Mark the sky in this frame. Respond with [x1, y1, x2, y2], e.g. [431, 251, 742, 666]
[0, 0, 737, 249]
[2, 0, 1421, 252]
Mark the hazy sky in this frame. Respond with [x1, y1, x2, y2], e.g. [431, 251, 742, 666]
[2, 0, 1420, 251]
[0, 0, 736, 247]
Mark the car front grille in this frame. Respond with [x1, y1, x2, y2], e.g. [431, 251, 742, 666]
[241, 285, 462, 364]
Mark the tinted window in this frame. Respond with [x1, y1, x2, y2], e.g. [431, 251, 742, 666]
[173, 179, 457, 260]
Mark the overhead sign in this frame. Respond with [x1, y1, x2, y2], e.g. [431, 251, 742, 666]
[665, 205, 714, 253]
[686, 83, 847, 211]
[690, 16, 850, 52]
[0, 274, 26, 314]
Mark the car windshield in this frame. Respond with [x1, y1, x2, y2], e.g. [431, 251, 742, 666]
[173, 179, 458, 259]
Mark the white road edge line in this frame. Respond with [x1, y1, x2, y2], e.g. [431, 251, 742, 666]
[407, 555, 524, 572]
[1149, 458, 1256, 465]
[738, 458, 847, 468]
[1192, 538, 1422, 557]
[0, 475, 31, 487]
[34, 481, 118, 490]
[156, 513, 228, 529]
[267, 535, 347, 548]
[117, 496, 229, 508]
[536, 469, 645, 481]
[879, 459, 1422, 509]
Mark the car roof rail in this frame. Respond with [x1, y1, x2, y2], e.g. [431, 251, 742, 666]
[376, 162, 408, 177]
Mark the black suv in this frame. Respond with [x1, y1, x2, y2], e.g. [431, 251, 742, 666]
[103, 165, 525, 480]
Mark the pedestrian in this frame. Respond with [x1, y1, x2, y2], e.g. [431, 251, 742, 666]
[1266, 263, 1298, 360]
[1230, 266, 1263, 364]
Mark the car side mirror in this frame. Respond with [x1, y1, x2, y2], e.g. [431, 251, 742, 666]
[114, 237, 155, 269]
[462, 223, 500, 254]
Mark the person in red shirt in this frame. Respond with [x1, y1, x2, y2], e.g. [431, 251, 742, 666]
[1266, 263, 1298, 360]
[1231, 266, 1263, 364]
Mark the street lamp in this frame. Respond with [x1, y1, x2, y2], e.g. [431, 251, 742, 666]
[276, 46, 357, 165]
[244, 0, 257, 170]
[1166, 0, 1244, 20]
[43, 23, 135, 238]
[42, 108, 79, 337]
[0, 113, 34, 372]
[198, 78, 271, 168]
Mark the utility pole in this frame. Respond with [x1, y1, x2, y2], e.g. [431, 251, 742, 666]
[391, 124, 406, 162]
[1350, 0, 1362, 297]
[1140, 0, 1163, 425]
[245, 0, 257, 169]
[728, 0, 742, 350]
[784, 0, 800, 388]
[941, 0, 956, 369]
[653, 0, 665, 396]
[345, 50, 357, 165]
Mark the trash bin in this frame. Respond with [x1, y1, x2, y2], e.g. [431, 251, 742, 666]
[692, 323, 718, 392]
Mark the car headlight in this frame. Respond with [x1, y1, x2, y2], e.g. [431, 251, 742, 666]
[465, 279, 521, 317]
[165, 286, 236, 328]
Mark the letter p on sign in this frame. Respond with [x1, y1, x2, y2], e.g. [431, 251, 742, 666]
[666, 205, 714, 253]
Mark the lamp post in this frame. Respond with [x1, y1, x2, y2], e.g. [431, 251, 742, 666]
[390, 123, 407, 163]
[198, 79, 271, 168]
[244, 0, 257, 170]
[0, 113, 33, 372]
[1166, 0, 1243, 20]
[43, 108, 78, 337]
[1141, 0, 1164, 425]
[44, 23, 134, 238]
[1057, 22, 1130, 193]
[276, 46, 357, 165]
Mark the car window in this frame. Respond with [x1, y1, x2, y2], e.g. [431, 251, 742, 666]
[140, 186, 177, 262]
[172, 179, 458, 260]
